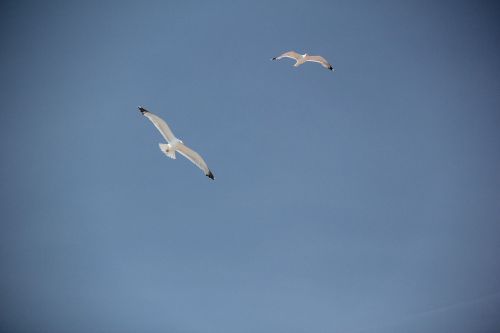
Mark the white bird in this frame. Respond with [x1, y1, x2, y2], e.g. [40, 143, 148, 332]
[138, 106, 214, 180]
[272, 51, 334, 71]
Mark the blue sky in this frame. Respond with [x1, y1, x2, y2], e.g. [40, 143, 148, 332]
[1, 1, 500, 332]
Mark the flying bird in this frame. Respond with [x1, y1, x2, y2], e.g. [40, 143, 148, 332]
[138, 106, 214, 180]
[272, 51, 334, 71]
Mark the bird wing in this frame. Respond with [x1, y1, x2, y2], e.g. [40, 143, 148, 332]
[176, 143, 214, 179]
[305, 55, 333, 69]
[275, 51, 301, 61]
[139, 107, 176, 142]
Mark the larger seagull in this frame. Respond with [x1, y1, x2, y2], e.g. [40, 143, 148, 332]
[138, 106, 214, 180]
[272, 51, 334, 71]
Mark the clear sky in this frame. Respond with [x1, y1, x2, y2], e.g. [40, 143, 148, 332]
[1, 1, 500, 332]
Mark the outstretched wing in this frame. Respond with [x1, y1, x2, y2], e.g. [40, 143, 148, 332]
[305, 55, 334, 70]
[273, 51, 301, 61]
[176, 143, 214, 180]
[138, 107, 176, 142]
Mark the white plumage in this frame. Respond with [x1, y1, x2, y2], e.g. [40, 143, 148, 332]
[272, 51, 334, 71]
[138, 106, 214, 180]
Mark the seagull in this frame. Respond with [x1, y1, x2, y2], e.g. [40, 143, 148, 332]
[138, 106, 214, 180]
[272, 51, 334, 71]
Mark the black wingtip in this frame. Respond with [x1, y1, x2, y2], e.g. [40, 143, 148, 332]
[272, 57, 277, 60]
[206, 171, 214, 180]
[329, 66, 333, 71]
[138, 106, 148, 114]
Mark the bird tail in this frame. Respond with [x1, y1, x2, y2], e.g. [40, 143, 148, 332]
[159, 143, 176, 159]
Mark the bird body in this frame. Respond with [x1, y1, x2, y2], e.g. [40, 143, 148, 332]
[272, 51, 334, 71]
[138, 106, 214, 180]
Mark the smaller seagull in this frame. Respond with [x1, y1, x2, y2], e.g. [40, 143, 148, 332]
[272, 51, 334, 71]
[138, 106, 214, 180]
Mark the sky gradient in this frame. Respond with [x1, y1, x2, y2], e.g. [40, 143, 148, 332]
[1, 1, 500, 332]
